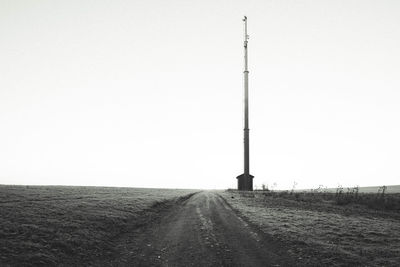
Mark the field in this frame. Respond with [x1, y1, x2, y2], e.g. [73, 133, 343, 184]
[292, 185, 400, 194]
[220, 190, 400, 266]
[2, 185, 400, 266]
[0, 185, 197, 266]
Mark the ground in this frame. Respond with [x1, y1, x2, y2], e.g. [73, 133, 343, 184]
[221, 190, 400, 266]
[100, 191, 297, 266]
[1, 185, 399, 266]
[0, 186, 197, 266]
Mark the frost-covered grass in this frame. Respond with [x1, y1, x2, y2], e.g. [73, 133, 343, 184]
[0, 185, 197, 266]
[220, 190, 400, 266]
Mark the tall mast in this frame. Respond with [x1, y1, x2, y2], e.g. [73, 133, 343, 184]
[236, 16, 254, 191]
[243, 16, 250, 176]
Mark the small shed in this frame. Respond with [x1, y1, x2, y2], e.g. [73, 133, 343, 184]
[236, 174, 254, 191]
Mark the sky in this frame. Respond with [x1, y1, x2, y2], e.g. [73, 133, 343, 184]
[1, 0, 399, 190]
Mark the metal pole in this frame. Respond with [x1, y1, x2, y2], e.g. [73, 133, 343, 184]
[243, 16, 250, 176]
[236, 16, 254, 191]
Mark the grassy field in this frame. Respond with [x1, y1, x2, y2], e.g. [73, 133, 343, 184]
[272, 185, 400, 211]
[3, 185, 399, 266]
[294, 184, 400, 194]
[0, 185, 197, 266]
[220, 190, 400, 266]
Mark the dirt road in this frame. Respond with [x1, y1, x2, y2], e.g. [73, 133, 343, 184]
[104, 191, 297, 266]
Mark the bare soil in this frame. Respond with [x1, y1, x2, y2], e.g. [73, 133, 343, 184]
[98, 191, 299, 266]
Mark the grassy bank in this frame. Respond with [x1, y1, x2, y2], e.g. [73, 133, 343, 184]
[0, 185, 197, 266]
[264, 189, 400, 211]
[220, 190, 400, 266]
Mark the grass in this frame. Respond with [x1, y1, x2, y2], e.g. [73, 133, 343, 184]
[0, 185, 197, 266]
[259, 185, 400, 211]
[220, 189, 400, 266]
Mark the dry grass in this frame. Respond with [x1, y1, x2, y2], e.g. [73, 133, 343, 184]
[0, 185, 197, 266]
[268, 189, 400, 211]
[220, 190, 400, 266]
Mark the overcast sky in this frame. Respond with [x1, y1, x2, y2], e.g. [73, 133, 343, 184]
[1, 0, 399, 190]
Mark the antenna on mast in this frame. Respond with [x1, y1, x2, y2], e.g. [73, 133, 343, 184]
[243, 16, 249, 43]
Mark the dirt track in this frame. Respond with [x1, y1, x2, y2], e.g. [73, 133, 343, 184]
[103, 191, 297, 266]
